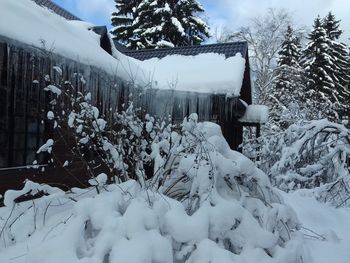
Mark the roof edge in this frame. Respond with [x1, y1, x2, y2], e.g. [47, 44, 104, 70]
[123, 41, 248, 55]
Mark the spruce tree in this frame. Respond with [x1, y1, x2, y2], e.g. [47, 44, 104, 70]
[110, 0, 141, 48]
[269, 26, 305, 129]
[322, 12, 350, 119]
[276, 26, 301, 67]
[111, 0, 210, 50]
[323, 12, 342, 40]
[302, 16, 338, 120]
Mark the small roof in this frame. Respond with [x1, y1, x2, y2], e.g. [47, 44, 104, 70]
[115, 41, 249, 61]
[32, 0, 80, 21]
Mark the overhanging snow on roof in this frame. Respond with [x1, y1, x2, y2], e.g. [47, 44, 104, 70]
[113, 41, 251, 97]
[133, 52, 246, 96]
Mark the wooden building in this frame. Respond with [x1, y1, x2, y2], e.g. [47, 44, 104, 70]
[0, 0, 265, 198]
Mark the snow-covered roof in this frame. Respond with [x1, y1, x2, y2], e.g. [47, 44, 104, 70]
[0, 0, 248, 96]
[119, 42, 248, 96]
[119, 41, 249, 60]
[136, 53, 246, 96]
[239, 105, 269, 124]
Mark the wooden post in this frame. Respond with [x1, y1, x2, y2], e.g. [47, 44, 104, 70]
[256, 124, 261, 138]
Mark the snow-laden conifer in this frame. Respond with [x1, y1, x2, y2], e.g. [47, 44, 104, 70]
[269, 25, 305, 129]
[322, 12, 350, 119]
[111, 0, 210, 49]
[302, 16, 339, 120]
[302, 14, 350, 121]
[110, 0, 140, 47]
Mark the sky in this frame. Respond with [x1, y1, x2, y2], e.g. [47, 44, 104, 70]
[53, 0, 350, 40]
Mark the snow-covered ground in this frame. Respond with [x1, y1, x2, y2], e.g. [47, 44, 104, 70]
[1, 1, 349, 262]
[281, 190, 350, 263]
[1, 187, 349, 262]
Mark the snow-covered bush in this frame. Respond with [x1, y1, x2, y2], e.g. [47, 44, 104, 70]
[107, 102, 172, 185]
[37, 69, 173, 185]
[0, 117, 309, 263]
[0, 181, 66, 247]
[250, 119, 350, 192]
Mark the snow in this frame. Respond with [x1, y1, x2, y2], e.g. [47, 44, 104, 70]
[47, 111, 55, 120]
[239, 105, 269, 123]
[88, 173, 108, 186]
[171, 17, 185, 35]
[281, 189, 350, 263]
[138, 53, 246, 95]
[53, 66, 63, 76]
[267, 119, 350, 191]
[44, 85, 62, 96]
[3, 180, 64, 207]
[156, 39, 175, 48]
[36, 139, 54, 154]
[1, 118, 350, 262]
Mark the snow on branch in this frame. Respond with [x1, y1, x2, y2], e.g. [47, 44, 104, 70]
[268, 119, 350, 191]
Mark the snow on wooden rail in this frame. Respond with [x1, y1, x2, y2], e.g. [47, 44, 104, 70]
[239, 105, 269, 124]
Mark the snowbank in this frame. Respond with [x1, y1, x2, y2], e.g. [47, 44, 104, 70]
[137, 53, 246, 95]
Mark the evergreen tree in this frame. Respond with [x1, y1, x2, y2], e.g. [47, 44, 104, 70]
[269, 26, 305, 129]
[110, 0, 141, 47]
[323, 12, 342, 40]
[322, 12, 350, 118]
[111, 0, 210, 50]
[276, 26, 302, 67]
[302, 16, 339, 120]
